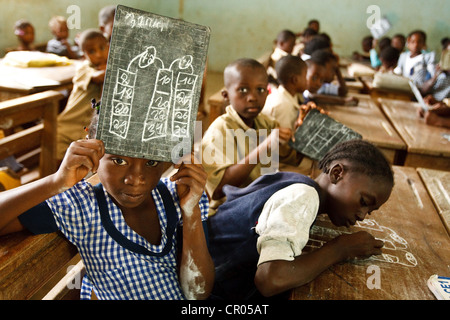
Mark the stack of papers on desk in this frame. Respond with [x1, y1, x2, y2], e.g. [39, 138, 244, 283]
[2, 51, 71, 68]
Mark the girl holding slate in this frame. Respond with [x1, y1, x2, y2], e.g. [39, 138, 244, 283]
[0, 109, 214, 300]
[208, 139, 394, 300]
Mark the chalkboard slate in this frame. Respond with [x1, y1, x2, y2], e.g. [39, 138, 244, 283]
[96, 5, 210, 162]
[289, 109, 362, 160]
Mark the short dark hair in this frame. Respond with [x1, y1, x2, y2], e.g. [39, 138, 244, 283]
[310, 49, 337, 66]
[277, 29, 296, 43]
[380, 46, 400, 65]
[378, 37, 392, 51]
[304, 35, 331, 55]
[78, 28, 107, 51]
[319, 139, 394, 185]
[408, 30, 427, 43]
[275, 55, 307, 86]
[223, 58, 267, 88]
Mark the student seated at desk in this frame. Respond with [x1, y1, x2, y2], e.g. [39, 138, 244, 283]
[13, 19, 35, 51]
[300, 34, 330, 61]
[391, 34, 406, 53]
[394, 30, 436, 84]
[352, 35, 373, 62]
[267, 29, 296, 85]
[370, 37, 391, 69]
[293, 27, 318, 57]
[416, 40, 450, 103]
[306, 50, 358, 106]
[418, 98, 450, 129]
[46, 16, 80, 59]
[201, 58, 302, 216]
[56, 29, 108, 162]
[98, 5, 116, 42]
[208, 139, 394, 300]
[262, 55, 308, 131]
[378, 45, 401, 73]
[0, 109, 214, 300]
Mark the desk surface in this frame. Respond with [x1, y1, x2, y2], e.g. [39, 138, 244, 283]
[321, 94, 406, 152]
[379, 98, 450, 156]
[0, 59, 80, 93]
[290, 166, 450, 300]
[417, 167, 450, 235]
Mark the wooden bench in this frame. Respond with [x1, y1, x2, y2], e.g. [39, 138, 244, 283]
[0, 90, 65, 182]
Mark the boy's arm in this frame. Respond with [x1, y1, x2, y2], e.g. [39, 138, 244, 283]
[254, 231, 383, 297]
[171, 155, 214, 300]
[0, 139, 104, 235]
[212, 128, 292, 200]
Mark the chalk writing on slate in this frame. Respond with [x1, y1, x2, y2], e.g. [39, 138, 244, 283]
[289, 109, 362, 160]
[96, 5, 210, 162]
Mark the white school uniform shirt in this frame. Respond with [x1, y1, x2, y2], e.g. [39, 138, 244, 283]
[262, 85, 304, 131]
[255, 183, 320, 266]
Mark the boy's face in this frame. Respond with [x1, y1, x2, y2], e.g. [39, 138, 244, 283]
[83, 37, 109, 68]
[306, 63, 324, 93]
[53, 22, 69, 40]
[407, 34, 425, 55]
[97, 154, 168, 209]
[323, 60, 337, 83]
[222, 65, 268, 126]
[280, 38, 295, 54]
[325, 163, 392, 228]
[391, 37, 405, 52]
[295, 68, 308, 93]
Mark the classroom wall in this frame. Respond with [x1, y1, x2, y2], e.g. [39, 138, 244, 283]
[1, 0, 448, 72]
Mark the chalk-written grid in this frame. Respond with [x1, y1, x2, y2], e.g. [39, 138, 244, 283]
[97, 5, 210, 162]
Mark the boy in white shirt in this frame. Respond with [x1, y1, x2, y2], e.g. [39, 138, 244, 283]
[262, 55, 307, 131]
[394, 30, 435, 85]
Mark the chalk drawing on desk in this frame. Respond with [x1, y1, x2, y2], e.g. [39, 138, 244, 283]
[306, 216, 418, 267]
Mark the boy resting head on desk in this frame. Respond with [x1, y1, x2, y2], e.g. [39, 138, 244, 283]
[0, 107, 214, 300]
[201, 58, 305, 216]
[56, 29, 109, 162]
[208, 139, 394, 300]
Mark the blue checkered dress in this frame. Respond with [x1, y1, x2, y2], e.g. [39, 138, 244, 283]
[45, 177, 209, 300]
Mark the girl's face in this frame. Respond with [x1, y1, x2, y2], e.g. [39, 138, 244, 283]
[97, 154, 167, 210]
[222, 65, 269, 127]
[325, 164, 392, 228]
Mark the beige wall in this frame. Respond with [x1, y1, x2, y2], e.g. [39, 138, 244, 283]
[1, 0, 449, 72]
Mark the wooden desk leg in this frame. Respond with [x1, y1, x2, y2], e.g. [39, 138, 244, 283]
[39, 99, 59, 177]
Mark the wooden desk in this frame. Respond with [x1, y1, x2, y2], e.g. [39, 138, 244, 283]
[321, 94, 406, 165]
[378, 98, 450, 171]
[417, 168, 450, 235]
[0, 231, 78, 299]
[291, 166, 450, 300]
[0, 59, 79, 101]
